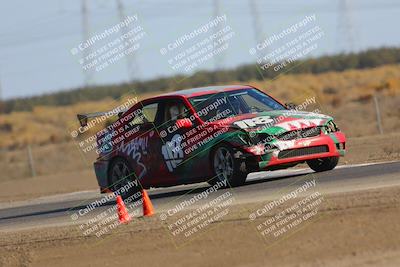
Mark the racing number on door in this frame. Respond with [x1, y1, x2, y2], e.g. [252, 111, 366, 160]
[161, 134, 184, 172]
[233, 116, 274, 129]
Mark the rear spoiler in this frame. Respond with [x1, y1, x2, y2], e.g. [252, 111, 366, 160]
[77, 109, 127, 127]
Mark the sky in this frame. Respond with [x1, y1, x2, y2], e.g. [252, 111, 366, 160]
[0, 0, 399, 99]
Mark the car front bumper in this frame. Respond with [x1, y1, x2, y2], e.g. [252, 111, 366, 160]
[241, 132, 346, 171]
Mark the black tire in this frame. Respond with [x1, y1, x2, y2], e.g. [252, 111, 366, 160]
[307, 156, 339, 172]
[208, 144, 247, 187]
[108, 157, 139, 199]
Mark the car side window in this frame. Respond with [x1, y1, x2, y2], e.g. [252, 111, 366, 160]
[129, 102, 159, 126]
[163, 100, 190, 123]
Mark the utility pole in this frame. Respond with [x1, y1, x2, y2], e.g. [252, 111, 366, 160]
[81, 0, 93, 87]
[213, 0, 225, 70]
[0, 71, 4, 113]
[338, 0, 355, 52]
[0, 72, 2, 101]
[249, 0, 265, 56]
[116, 0, 138, 82]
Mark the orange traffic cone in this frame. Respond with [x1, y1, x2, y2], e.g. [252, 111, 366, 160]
[142, 189, 154, 217]
[116, 195, 131, 224]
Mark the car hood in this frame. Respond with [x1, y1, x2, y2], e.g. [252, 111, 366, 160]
[214, 110, 332, 134]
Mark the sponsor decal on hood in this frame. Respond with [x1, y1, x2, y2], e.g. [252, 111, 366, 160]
[223, 110, 331, 131]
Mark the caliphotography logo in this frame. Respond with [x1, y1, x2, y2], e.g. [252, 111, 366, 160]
[1, 1, 400, 266]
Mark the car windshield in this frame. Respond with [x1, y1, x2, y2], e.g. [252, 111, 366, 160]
[189, 88, 285, 122]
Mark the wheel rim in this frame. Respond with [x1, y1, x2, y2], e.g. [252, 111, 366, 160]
[110, 161, 131, 190]
[213, 147, 234, 182]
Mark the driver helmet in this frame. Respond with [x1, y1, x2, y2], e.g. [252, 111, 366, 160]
[169, 105, 180, 121]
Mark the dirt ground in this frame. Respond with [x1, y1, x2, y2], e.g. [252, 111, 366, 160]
[1, 132, 399, 266]
[1, 185, 399, 267]
[0, 133, 399, 203]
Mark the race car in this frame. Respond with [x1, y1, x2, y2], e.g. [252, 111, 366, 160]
[77, 85, 346, 194]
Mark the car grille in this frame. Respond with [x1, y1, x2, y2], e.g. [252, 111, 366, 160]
[278, 145, 328, 159]
[277, 127, 321, 141]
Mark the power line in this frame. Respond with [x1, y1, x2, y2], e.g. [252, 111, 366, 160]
[0, 70, 4, 113]
[338, 0, 356, 52]
[2, 2, 399, 48]
[249, 0, 266, 56]
[116, 0, 139, 82]
[0, 72, 3, 101]
[81, 0, 94, 86]
[213, 0, 225, 70]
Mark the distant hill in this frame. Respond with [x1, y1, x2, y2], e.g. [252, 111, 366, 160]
[1, 47, 400, 113]
[1, 63, 400, 150]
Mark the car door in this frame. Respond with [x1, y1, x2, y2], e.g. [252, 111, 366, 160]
[117, 100, 164, 187]
[155, 97, 201, 185]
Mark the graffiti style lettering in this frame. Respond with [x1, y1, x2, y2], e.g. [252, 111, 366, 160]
[118, 132, 151, 179]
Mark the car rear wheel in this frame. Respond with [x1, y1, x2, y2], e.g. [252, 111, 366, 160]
[108, 157, 139, 198]
[208, 145, 247, 187]
[307, 156, 339, 172]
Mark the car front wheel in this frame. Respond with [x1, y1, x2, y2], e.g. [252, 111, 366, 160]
[209, 145, 247, 187]
[307, 156, 339, 172]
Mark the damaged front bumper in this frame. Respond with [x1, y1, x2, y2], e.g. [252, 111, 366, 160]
[234, 132, 346, 172]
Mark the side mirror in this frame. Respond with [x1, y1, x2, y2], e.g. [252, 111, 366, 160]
[285, 102, 297, 110]
[176, 118, 193, 128]
[77, 114, 88, 127]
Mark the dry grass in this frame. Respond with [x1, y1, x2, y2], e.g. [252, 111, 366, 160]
[0, 64, 399, 182]
[1, 64, 400, 149]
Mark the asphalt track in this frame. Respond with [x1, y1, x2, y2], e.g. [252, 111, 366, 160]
[0, 161, 399, 232]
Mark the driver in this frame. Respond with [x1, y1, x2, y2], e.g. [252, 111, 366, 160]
[169, 105, 180, 121]
[229, 96, 245, 114]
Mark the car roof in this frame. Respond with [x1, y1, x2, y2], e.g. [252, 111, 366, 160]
[157, 85, 253, 98]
